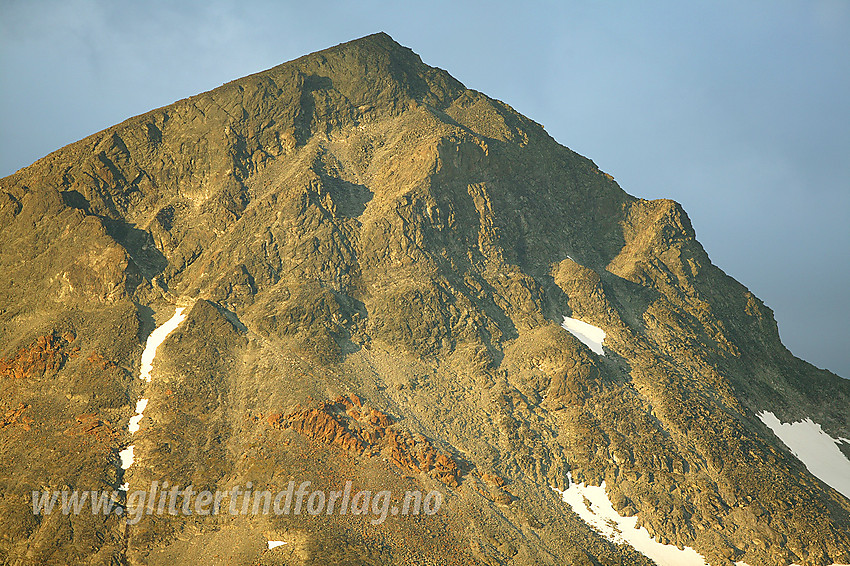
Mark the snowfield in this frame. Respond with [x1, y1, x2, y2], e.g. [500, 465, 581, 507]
[552, 474, 707, 566]
[553, 474, 849, 566]
[561, 316, 606, 355]
[758, 411, 850, 500]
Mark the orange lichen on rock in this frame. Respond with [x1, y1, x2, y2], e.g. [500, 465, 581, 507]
[383, 428, 461, 487]
[277, 395, 461, 487]
[87, 351, 118, 371]
[1, 403, 33, 431]
[0, 333, 72, 379]
[288, 405, 364, 452]
[366, 407, 393, 428]
[267, 412, 285, 427]
[481, 472, 507, 488]
[63, 413, 119, 440]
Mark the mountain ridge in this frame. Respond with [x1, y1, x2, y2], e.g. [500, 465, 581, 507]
[1, 33, 849, 566]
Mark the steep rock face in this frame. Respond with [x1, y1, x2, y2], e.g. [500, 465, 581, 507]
[1, 33, 848, 566]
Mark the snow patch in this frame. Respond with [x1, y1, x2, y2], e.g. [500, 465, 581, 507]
[119, 445, 135, 470]
[134, 398, 149, 414]
[267, 541, 287, 550]
[128, 398, 148, 434]
[120, 306, 188, 478]
[561, 316, 606, 355]
[552, 473, 707, 566]
[139, 307, 187, 382]
[758, 411, 850, 500]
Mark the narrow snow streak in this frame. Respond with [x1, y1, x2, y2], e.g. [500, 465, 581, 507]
[561, 316, 606, 355]
[267, 541, 287, 550]
[139, 308, 188, 382]
[553, 474, 707, 566]
[119, 446, 135, 470]
[128, 398, 148, 434]
[758, 411, 850, 500]
[120, 307, 188, 477]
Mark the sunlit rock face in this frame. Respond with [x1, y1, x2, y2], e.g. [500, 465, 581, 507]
[1, 33, 849, 566]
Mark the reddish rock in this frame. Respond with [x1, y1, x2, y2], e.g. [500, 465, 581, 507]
[366, 407, 393, 428]
[481, 472, 507, 488]
[87, 351, 118, 371]
[274, 396, 461, 487]
[288, 407, 363, 452]
[0, 334, 70, 380]
[266, 412, 285, 427]
[63, 413, 118, 440]
[0, 403, 33, 431]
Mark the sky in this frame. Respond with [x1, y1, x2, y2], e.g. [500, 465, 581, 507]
[1, 0, 848, 378]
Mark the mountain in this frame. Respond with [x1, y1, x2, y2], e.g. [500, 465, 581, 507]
[1, 32, 849, 566]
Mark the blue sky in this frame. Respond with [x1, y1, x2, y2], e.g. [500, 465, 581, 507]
[1, 0, 848, 377]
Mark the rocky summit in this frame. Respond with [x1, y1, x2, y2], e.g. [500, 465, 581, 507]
[1, 32, 849, 566]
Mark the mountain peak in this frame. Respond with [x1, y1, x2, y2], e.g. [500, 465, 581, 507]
[326, 31, 406, 52]
[282, 31, 418, 72]
[2, 34, 850, 566]
[260, 31, 465, 113]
